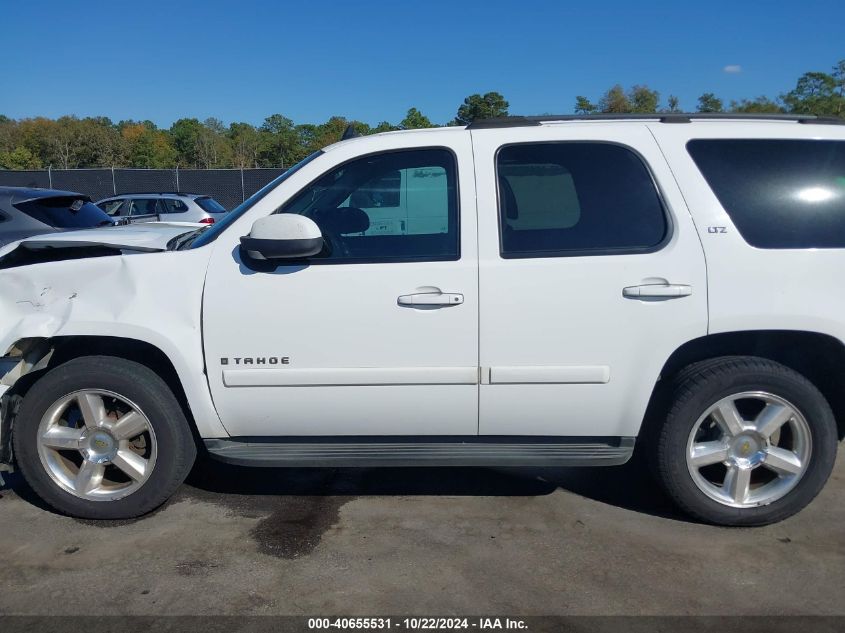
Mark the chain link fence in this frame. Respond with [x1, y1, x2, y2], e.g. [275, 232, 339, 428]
[0, 168, 287, 210]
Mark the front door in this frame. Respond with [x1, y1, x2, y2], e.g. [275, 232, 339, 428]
[203, 136, 479, 437]
[472, 125, 708, 439]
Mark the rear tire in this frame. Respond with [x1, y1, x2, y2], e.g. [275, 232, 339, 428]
[655, 356, 837, 526]
[12, 356, 196, 519]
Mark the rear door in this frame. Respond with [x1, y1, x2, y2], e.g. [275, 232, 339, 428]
[472, 124, 708, 439]
[127, 198, 162, 223]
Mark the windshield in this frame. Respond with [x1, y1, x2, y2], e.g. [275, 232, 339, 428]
[15, 196, 114, 229]
[195, 196, 227, 213]
[190, 151, 322, 249]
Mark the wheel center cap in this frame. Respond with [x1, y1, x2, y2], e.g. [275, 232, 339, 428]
[730, 434, 764, 467]
[81, 429, 117, 463]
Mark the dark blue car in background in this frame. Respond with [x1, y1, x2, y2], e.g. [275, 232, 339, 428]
[0, 187, 117, 248]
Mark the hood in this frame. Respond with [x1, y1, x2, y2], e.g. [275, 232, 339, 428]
[0, 222, 198, 258]
[0, 222, 201, 269]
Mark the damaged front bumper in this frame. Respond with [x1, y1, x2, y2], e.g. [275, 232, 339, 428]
[0, 355, 17, 460]
[0, 379, 12, 483]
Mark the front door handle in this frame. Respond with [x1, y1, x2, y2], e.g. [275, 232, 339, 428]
[398, 292, 464, 307]
[623, 284, 692, 299]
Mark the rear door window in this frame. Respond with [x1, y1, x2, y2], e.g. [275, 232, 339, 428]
[99, 200, 127, 216]
[161, 199, 190, 214]
[497, 142, 667, 257]
[688, 139, 845, 248]
[128, 199, 162, 216]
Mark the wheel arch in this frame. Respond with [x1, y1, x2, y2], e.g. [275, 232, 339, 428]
[641, 330, 845, 444]
[1, 335, 221, 467]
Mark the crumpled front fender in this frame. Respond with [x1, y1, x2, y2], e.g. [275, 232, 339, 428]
[0, 247, 229, 470]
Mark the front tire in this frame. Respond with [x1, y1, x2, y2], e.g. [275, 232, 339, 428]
[12, 356, 196, 519]
[655, 357, 837, 526]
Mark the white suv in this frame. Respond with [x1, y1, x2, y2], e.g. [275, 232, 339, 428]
[0, 113, 843, 525]
[96, 192, 228, 224]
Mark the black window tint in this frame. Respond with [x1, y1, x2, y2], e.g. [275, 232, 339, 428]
[14, 197, 113, 228]
[161, 199, 189, 214]
[129, 199, 161, 216]
[688, 139, 845, 249]
[280, 149, 458, 263]
[99, 200, 126, 216]
[497, 143, 666, 257]
[195, 197, 227, 213]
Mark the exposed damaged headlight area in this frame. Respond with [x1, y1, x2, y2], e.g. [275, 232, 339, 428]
[0, 338, 53, 389]
[0, 338, 54, 474]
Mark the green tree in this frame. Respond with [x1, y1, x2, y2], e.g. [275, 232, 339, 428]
[294, 124, 318, 161]
[453, 92, 509, 125]
[574, 96, 597, 114]
[782, 62, 845, 116]
[697, 93, 724, 113]
[0, 146, 42, 169]
[665, 95, 681, 113]
[259, 114, 299, 167]
[628, 85, 660, 113]
[14, 117, 57, 167]
[598, 85, 630, 113]
[371, 121, 396, 134]
[307, 117, 370, 152]
[834, 60, 845, 100]
[169, 118, 203, 167]
[229, 122, 261, 168]
[195, 118, 231, 169]
[74, 117, 123, 167]
[400, 107, 434, 129]
[121, 123, 176, 168]
[730, 96, 785, 113]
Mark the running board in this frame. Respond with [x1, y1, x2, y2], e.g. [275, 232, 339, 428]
[203, 436, 635, 468]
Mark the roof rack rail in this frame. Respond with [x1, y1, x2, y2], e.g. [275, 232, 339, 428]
[111, 191, 204, 197]
[467, 113, 845, 129]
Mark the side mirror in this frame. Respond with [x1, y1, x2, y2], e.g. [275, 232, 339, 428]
[240, 214, 323, 260]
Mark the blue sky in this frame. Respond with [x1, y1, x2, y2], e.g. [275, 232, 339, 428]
[2, 0, 843, 127]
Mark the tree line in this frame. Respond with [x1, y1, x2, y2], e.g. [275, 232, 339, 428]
[574, 59, 844, 116]
[1, 60, 842, 171]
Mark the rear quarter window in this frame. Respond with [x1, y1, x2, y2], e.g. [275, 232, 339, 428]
[687, 139, 845, 249]
[14, 196, 113, 229]
[195, 197, 227, 213]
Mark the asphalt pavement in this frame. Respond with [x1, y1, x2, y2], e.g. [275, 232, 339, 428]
[0, 446, 843, 616]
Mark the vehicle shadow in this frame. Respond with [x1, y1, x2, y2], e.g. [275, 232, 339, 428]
[182, 450, 689, 522]
[0, 452, 689, 523]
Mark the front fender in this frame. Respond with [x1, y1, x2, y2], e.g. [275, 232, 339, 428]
[0, 249, 229, 469]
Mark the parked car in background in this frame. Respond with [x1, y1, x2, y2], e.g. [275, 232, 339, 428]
[0, 187, 117, 247]
[96, 192, 228, 224]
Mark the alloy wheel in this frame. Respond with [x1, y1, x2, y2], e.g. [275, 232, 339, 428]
[686, 391, 812, 508]
[36, 389, 157, 501]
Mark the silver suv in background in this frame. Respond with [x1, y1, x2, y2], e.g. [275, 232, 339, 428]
[96, 192, 228, 224]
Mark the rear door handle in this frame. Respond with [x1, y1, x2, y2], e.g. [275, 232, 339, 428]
[623, 284, 692, 298]
[398, 292, 464, 307]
